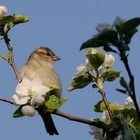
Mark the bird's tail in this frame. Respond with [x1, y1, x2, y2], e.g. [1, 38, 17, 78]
[37, 108, 59, 135]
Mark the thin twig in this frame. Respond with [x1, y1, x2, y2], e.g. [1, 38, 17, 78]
[3, 36, 17, 76]
[51, 110, 107, 130]
[98, 89, 113, 120]
[0, 96, 107, 130]
[0, 98, 13, 104]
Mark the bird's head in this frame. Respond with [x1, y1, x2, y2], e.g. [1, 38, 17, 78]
[28, 47, 60, 63]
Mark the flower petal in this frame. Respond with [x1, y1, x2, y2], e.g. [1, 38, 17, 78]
[0, 6, 7, 18]
[31, 95, 45, 106]
[74, 64, 86, 78]
[11, 95, 30, 105]
[104, 54, 115, 68]
[113, 16, 126, 27]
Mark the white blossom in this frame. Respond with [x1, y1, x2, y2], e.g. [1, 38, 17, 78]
[96, 23, 112, 33]
[95, 53, 115, 75]
[124, 96, 134, 109]
[12, 78, 51, 105]
[74, 64, 86, 78]
[31, 95, 45, 106]
[90, 126, 105, 140]
[21, 105, 36, 117]
[104, 54, 115, 68]
[16, 79, 31, 98]
[102, 110, 111, 123]
[0, 6, 7, 18]
[113, 16, 126, 27]
[11, 94, 30, 105]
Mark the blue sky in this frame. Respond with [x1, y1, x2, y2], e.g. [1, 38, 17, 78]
[0, 1, 140, 140]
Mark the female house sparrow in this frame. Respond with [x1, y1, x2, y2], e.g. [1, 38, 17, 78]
[16, 47, 61, 135]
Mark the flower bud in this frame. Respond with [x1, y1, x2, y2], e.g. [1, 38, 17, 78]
[96, 23, 112, 33]
[113, 16, 126, 27]
[0, 6, 7, 18]
[104, 54, 115, 68]
[102, 110, 110, 123]
[74, 64, 86, 78]
[31, 95, 45, 106]
[21, 105, 36, 117]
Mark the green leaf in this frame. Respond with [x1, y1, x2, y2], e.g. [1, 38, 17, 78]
[116, 88, 127, 94]
[120, 77, 129, 91]
[120, 17, 140, 34]
[1, 15, 29, 25]
[120, 108, 140, 139]
[94, 100, 120, 113]
[86, 48, 105, 70]
[45, 95, 67, 110]
[13, 106, 24, 118]
[80, 37, 107, 50]
[0, 52, 11, 61]
[0, 15, 14, 24]
[80, 30, 118, 50]
[119, 17, 140, 44]
[98, 30, 118, 44]
[94, 100, 104, 112]
[0, 15, 29, 35]
[12, 15, 30, 25]
[103, 44, 118, 53]
[68, 71, 92, 91]
[102, 69, 120, 82]
[123, 29, 137, 45]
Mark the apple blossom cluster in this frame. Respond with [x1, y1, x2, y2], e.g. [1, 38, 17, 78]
[0, 6, 7, 18]
[96, 16, 126, 34]
[68, 47, 119, 91]
[74, 49, 115, 78]
[90, 96, 134, 140]
[11, 78, 51, 116]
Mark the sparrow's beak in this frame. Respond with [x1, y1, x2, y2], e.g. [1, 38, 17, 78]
[53, 55, 61, 61]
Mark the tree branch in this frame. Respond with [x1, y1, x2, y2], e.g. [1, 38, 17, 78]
[98, 89, 113, 120]
[121, 54, 140, 120]
[3, 36, 17, 76]
[51, 110, 107, 130]
[0, 97, 13, 104]
[0, 96, 107, 130]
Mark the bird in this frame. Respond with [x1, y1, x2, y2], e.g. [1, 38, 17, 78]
[16, 47, 62, 135]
